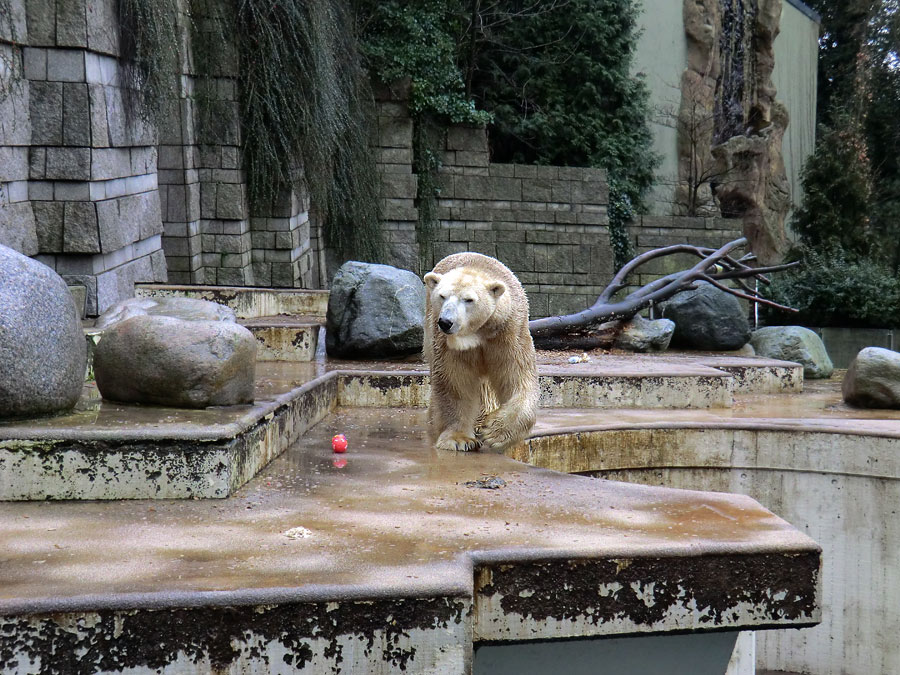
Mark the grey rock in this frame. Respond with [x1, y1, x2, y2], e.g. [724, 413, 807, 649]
[94, 315, 256, 408]
[751, 326, 834, 379]
[326, 261, 425, 359]
[0, 244, 86, 419]
[842, 347, 900, 409]
[612, 315, 675, 352]
[660, 282, 751, 351]
[62, 201, 100, 253]
[0, 202, 39, 256]
[94, 296, 236, 330]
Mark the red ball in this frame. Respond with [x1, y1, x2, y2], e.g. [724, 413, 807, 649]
[332, 434, 348, 453]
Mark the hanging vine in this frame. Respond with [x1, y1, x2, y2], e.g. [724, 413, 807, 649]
[117, 0, 180, 124]
[232, 0, 383, 262]
[117, 0, 385, 263]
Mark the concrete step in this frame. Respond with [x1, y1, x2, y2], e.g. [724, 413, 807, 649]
[239, 315, 322, 362]
[2, 355, 806, 500]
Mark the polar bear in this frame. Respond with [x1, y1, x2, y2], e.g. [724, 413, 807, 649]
[423, 252, 539, 452]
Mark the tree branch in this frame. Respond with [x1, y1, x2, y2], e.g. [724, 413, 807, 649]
[529, 237, 798, 340]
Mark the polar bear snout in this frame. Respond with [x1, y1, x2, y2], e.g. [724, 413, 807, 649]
[437, 317, 456, 334]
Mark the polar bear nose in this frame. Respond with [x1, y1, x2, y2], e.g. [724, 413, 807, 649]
[438, 317, 454, 333]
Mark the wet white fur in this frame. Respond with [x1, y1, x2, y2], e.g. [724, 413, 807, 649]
[423, 254, 538, 454]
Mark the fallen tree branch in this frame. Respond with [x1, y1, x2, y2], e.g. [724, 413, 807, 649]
[528, 237, 799, 341]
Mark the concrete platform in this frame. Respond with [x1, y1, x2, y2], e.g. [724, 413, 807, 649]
[0, 356, 803, 500]
[239, 316, 322, 362]
[0, 406, 821, 673]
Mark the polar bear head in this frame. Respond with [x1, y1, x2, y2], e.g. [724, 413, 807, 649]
[424, 267, 508, 349]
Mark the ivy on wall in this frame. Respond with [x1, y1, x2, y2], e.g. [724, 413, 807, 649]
[354, 0, 491, 274]
[356, 0, 657, 272]
[465, 0, 657, 270]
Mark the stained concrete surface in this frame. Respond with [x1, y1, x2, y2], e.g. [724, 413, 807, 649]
[0, 406, 818, 618]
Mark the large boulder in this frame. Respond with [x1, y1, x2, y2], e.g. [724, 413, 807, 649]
[660, 282, 751, 350]
[750, 326, 834, 379]
[842, 347, 900, 409]
[95, 296, 235, 330]
[326, 261, 426, 359]
[0, 244, 86, 419]
[612, 315, 675, 352]
[93, 315, 256, 408]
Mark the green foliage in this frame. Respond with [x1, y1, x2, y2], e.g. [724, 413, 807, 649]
[354, 0, 490, 125]
[792, 115, 873, 258]
[804, 0, 878, 125]
[117, 0, 179, 124]
[803, 0, 900, 269]
[467, 0, 657, 212]
[762, 247, 900, 328]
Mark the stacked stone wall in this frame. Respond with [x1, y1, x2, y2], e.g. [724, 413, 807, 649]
[0, 0, 318, 316]
[628, 215, 745, 288]
[1, 0, 166, 316]
[0, 4, 747, 318]
[373, 108, 742, 319]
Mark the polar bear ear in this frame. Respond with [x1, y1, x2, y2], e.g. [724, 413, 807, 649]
[487, 281, 507, 299]
[424, 272, 442, 290]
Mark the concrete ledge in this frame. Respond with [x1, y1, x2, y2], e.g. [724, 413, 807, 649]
[338, 368, 734, 409]
[0, 407, 820, 673]
[0, 355, 808, 500]
[0, 371, 336, 500]
[239, 316, 322, 362]
[135, 283, 329, 318]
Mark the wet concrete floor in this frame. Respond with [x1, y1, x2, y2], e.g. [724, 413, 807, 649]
[0, 406, 815, 614]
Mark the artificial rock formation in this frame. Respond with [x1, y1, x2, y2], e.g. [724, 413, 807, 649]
[94, 315, 256, 408]
[326, 261, 426, 359]
[678, 0, 790, 263]
[750, 325, 834, 379]
[0, 244, 87, 419]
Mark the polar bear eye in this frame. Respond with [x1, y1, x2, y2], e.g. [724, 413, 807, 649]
[463, 297, 475, 304]
[438, 293, 447, 300]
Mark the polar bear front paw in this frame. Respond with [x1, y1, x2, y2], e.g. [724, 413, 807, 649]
[476, 418, 514, 451]
[435, 431, 481, 452]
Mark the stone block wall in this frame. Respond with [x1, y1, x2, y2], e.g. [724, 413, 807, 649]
[377, 117, 612, 319]
[0, 4, 746, 318]
[158, 2, 318, 290]
[372, 105, 746, 319]
[628, 215, 744, 287]
[376, 95, 419, 274]
[0, 0, 318, 316]
[0, 0, 167, 316]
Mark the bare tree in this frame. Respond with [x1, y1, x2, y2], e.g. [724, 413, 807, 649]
[653, 76, 735, 217]
[528, 237, 798, 345]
